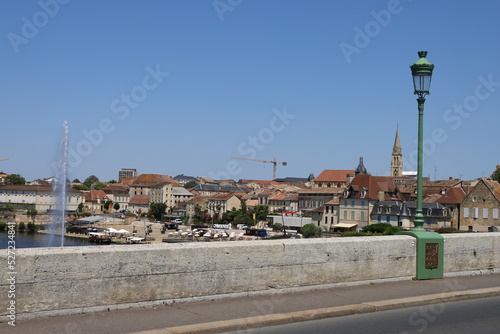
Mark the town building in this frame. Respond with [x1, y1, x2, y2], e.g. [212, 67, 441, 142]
[460, 178, 500, 232]
[206, 193, 241, 215]
[118, 168, 137, 181]
[0, 185, 82, 212]
[313, 170, 354, 188]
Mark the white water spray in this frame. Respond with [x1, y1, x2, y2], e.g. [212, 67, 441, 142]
[53, 121, 69, 247]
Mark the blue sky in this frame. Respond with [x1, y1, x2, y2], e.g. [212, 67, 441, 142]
[1, 0, 499, 182]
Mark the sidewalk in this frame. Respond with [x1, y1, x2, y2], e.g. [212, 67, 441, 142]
[4, 272, 500, 334]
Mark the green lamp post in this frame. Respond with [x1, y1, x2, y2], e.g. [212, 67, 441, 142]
[399, 51, 444, 280]
[411, 51, 434, 231]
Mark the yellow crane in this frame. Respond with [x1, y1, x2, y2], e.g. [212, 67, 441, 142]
[231, 156, 287, 180]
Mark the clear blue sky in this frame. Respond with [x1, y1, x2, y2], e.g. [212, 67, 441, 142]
[1, 0, 499, 182]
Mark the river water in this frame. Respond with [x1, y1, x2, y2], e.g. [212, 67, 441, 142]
[0, 230, 93, 248]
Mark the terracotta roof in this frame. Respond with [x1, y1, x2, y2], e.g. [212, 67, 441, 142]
[130, 174, 178, 187]
[129, 195, 150, 205]
[299, 187, 344, 195]
[208, 193, 236, 200]
[84, 190, 109, 202]
[436, 187, 466, 204]
[0, 184, 81, 194]
[345, 174, 406, 201]
[325, 198, 339, 205]
[103, 183, 129, 193]
[314, 170, 354, 183]
[483, 178, 500, 202]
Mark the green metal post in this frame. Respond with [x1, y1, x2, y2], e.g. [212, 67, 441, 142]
[398, 51, 443, 280]
[414, 97, 426, 231]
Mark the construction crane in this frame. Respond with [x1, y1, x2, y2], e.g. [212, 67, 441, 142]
[231, 156, 287, 180]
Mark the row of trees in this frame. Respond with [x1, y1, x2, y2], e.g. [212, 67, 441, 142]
[191, 202, 269, 227]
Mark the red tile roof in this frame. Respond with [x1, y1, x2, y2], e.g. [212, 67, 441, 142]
[436, 187, 466, 204]
[314, 170, 354, 183]
[345, 174, 406, 201]
[84, 190, 109, 202]
[130, 174, 178, 187]
[129, 195, 150, 205]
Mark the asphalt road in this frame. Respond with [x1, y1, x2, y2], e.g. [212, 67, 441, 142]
[224, 295, 500, 334]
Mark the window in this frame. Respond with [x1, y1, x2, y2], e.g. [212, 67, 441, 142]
[472, 196, 477, 202]
[351, 201, 355, 207]
[351, 211, 355, 220]
[386, 216, 390, 223]
[344, 200, 348, 207]
[483, 208, 489, 219]
[493, 209, 499, 220]
[361, 201, 365, 207]
[427, 219, 431, 227]
[343, 211, 347, 220]
[325, 206, 329, 214]
[464, 207, 469, 218]
[360, 211, 365, 221]
[377, 215, 382, 223]
[473, 207, 479, 219]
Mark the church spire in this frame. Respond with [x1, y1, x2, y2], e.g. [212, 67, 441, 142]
[355, 156, 367, 175]
[391, 125, 403, 177]
[393, 124, 402, 155]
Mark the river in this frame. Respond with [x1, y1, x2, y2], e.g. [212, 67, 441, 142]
[0, 230, 93, 248]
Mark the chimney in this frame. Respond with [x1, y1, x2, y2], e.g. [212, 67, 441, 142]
[346, 173, 355, 186]
[377, 190, 385, 202]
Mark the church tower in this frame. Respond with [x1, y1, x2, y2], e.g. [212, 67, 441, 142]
[391, 126, 403, 177]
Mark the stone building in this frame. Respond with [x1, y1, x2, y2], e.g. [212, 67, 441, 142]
[460, 178, 500, 231]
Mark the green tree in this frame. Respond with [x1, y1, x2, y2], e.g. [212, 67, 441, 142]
[27, 208, 37, 221]
[150, 202, 167, 221]
[104, 200, 113, 210]
[113, 202, 120, 211]
[72, 184, 89, 191]
[301, 223, 322, 238]
[18, 222, 26, 231]
[4, 174, 26, 185]
[83, 175, 99, 189]
[72, 178, 81, 183]
[77, 202, 84, 213]
[491, 166, 500, 183]
[94, 182, 107, 190]
[108, 180, 118, 184]
[252, 205, 269, 222]
[184, 180, 198, 189]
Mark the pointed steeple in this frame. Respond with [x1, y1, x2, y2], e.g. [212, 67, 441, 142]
[393, 125, 402, 155]
[391, 125, 403, 177]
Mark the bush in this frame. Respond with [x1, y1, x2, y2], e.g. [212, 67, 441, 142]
[273, 223, 283, 231]
[0, 222, 6, 231]
[18, 222, 26, 231]
[362, 223, 403, 235]
[435, 227, 465, 234]
[301, 223, 322, 238]
[27, 222, 37, 232]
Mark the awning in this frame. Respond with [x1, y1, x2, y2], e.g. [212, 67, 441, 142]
[333, 223, 358, 228]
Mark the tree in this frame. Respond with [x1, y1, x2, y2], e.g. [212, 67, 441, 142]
[83, 175, 99, 189]
[72, 178, 81, 183]
[104, 200, 112, 211]
[113, 202, 120, 211]
[252, 205, 269, 222]
[184, 180, 198, 189]
[4, 174, 26, 185]
[77, 202, 84, 213]
[108, 179, 118, 184]
[72, 184, 89, 191]
[150, 202, 167, 221]
[492, 166, 500, 183]
[301, 223, 322, 238]
[94, 182, 107, 190]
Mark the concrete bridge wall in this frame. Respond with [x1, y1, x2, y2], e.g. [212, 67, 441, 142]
[1, 233, 499, 319]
